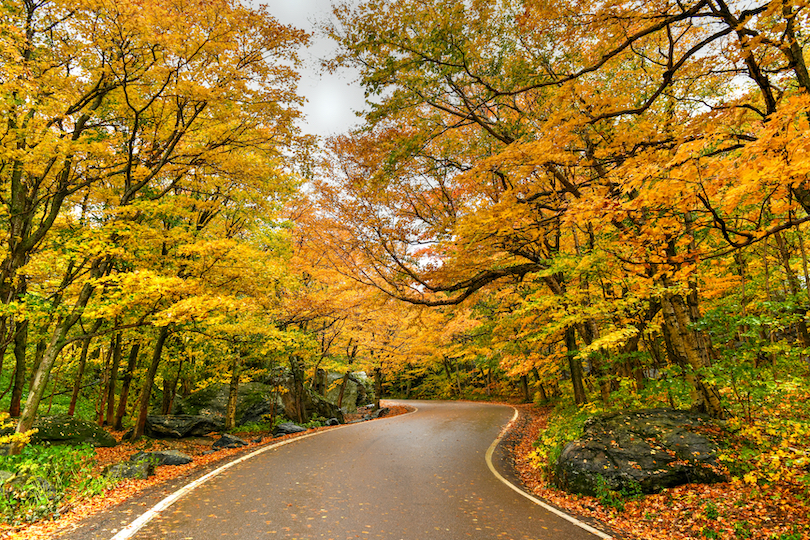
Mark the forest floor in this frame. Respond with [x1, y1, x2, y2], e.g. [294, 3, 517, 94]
[0, 403, 412, 540]
[505, 404, 810, 540]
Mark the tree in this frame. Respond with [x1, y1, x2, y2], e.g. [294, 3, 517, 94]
[4, 0, 306, 451]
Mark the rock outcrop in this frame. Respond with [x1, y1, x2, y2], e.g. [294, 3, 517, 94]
[272, 422, 307, 437]
[555, 408, 726, 496]
[141, 415, 224, 438]
[212, 434, 248, 450]
[30, 415, 116, 447]
[173, 371, 349, 427]
[130, 450, 193, 466]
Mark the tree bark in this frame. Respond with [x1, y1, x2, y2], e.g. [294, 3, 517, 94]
[130, 326, 171, 441]
[660, 290, 725, 418]
[520, 374, 530, 403]
[774, 229, 810, 346]
[225, 353, 242, 431]
[336, 371, 350, 408]
[104, 333, 123, 425]
[289, 355, 307, 423]
[373, 367, 382, 410]
[96, 339, 114, 426]
[9, 319, 28, 417]
[565, 326, 588, 405]
[68, 337, 92, 416]
[114, 342, 140, 430]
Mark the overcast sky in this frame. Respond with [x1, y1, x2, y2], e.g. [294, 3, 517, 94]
[261, 0, 367, 139]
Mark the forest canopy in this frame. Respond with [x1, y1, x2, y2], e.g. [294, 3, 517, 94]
[1, 0, 809, 494]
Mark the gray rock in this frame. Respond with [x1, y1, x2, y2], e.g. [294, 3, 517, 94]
[323, 373, 374, 413]
[326, 418, 340, 426]
[272, 422, 307, 437]
[30, 415, 116, 447]
[238, 401, 277, 427]
[212, 434, 248, 450]
[555, 408, 726, 496]
[144, 415, 224, 438]
[130, 450, 192, 466]
[104, 461, 154, 480]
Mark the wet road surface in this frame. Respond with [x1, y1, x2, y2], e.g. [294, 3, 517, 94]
[67, 401, 608, 540]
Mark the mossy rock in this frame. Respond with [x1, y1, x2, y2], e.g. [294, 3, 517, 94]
[31, 415, 116, 447]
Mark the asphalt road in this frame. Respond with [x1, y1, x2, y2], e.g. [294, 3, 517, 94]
[66, 400, 609, 540]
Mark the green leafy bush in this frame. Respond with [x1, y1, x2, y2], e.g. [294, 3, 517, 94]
[0, 444, 115, 525]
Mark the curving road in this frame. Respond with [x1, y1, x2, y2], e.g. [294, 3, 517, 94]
[67, 401, 610, 540]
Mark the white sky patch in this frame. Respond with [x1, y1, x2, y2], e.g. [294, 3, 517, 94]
[257, 0, 367, 139]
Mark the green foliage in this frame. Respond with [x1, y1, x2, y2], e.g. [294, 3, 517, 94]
[705, 501, 719, 520]
[0, 444, 115, 525]
[593, 475, 642, 513]
[733, 521, 753, 539]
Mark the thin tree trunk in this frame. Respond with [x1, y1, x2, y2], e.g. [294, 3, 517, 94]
[289, 355, 307, 423]
[774, 229, 810, 346]
[225, 353, 242, 431]
[161, 356, 184, 416]
[104, 333, 123, 425]
[130, 326, 171, 441]
[336, 371, 350, 408]
[520, 374, 530, 403]
[797, 231, 810, 303]
[68, 337, 93, 416]
[565, 327, 587, 405]
[9, 319, 28, 417]
[96, 340, 113, 426]
[373, 367, 382, 410]
[114, 342, 140, 430]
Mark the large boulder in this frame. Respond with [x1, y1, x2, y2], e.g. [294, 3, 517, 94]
[212, 434, 248, 450]
[173, 382, 282, 423]
[130, 450, 192, 467]
[104, 461, 154, 480]
[143, 415, 224, 438]
[555, 408, 726, 496]
[272, 422, 307, 437]
[30, 415, 116, 447]
[323, 372, 371, 413]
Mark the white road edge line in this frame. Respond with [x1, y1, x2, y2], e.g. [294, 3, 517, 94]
[108, 404, 419, 540]
[485, 407, 613, 540]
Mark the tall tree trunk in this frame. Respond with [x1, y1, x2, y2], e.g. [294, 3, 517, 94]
[774, 229, 810, 346]
[225, 353, 242, 431]
[289, 355, 307, 423]
[160, 356, 184, 416]
[114, 342, 140, 430]
[565, 327, 587, 405]
[104, 333, 123, 425]
[96, 339, 114, 426]
[442, 357, 457, 396]
[520, 374, 530, 403]
[660, 289, 725, 418]
[130, 326, 171, 441]
[373, 367, 382, 410]
[68, 337, 93, 417]
[9, 319, 28, 417]
[336, 371, 350, 408]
